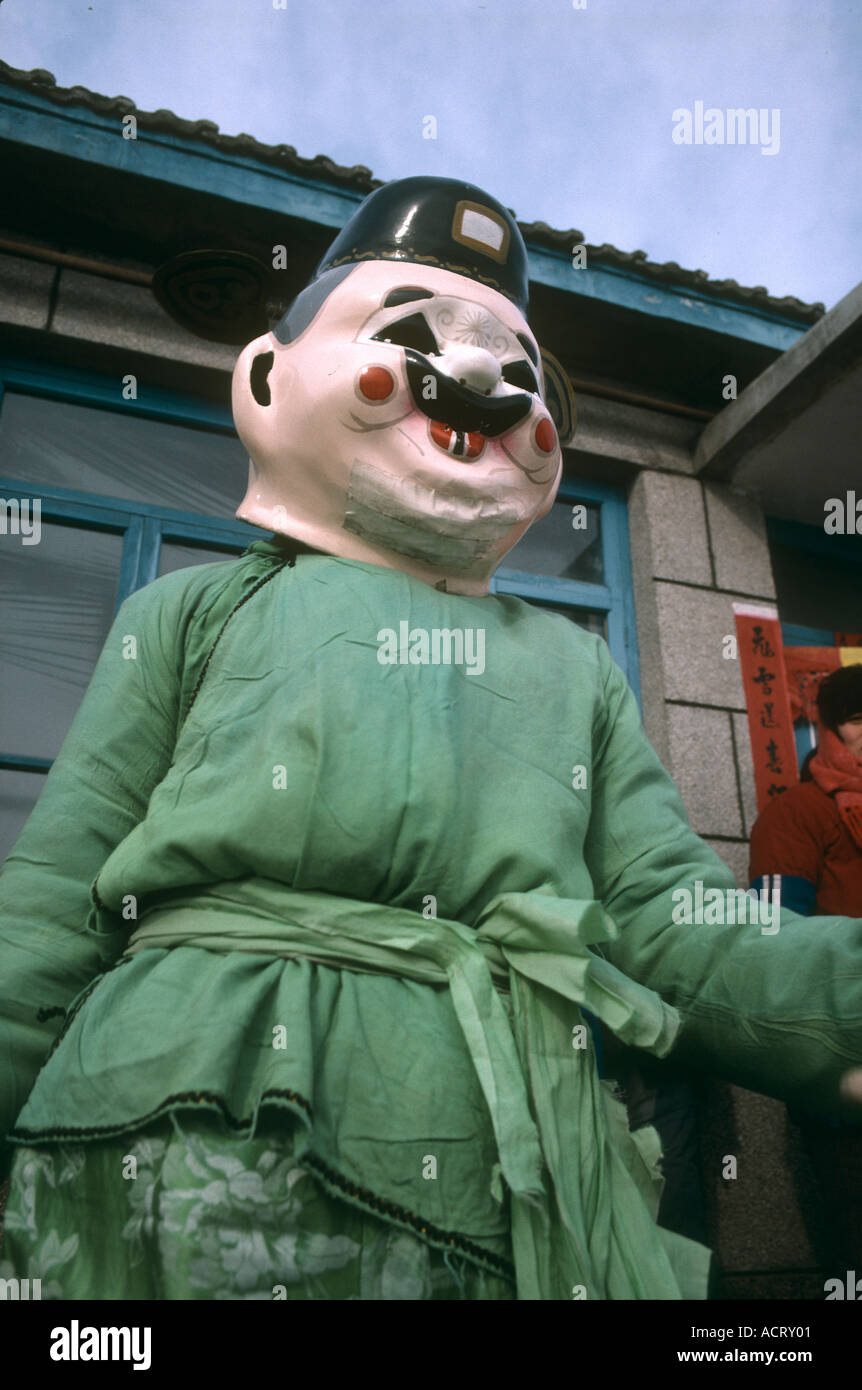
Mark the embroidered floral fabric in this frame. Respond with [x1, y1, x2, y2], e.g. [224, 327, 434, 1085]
[0, 1116, 515, 1300]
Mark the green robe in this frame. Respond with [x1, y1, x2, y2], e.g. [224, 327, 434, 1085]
[2, 536, 861, 1299]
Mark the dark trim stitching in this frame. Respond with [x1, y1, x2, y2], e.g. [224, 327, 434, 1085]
[10, 1084, 514, 1283]
[42, 973, 110, 1064]
[10, 1086, 313, 1141]
[35, 1006, 67, 1023]
[301, 1150, 516, 1283]
[181, 558, 293, 729]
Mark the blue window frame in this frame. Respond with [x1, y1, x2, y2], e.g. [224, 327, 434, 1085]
[0, 361, 261, 570]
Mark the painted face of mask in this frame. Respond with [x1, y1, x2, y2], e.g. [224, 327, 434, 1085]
[232, 259, 564, 595]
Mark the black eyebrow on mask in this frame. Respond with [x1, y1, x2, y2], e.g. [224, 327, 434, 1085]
[383, 287, 436, 308]
[517, 332, 539, 366]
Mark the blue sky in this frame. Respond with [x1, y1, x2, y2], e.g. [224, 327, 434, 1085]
[2, 0, 860, 310]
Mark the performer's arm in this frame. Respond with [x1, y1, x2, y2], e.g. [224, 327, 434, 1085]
[585, 639, 862, 1118]
[0, 575, 188, 1176]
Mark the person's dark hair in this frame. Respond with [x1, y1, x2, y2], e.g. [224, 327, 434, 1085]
[816, 665, 862, 733]
[800, 747, 817, 782]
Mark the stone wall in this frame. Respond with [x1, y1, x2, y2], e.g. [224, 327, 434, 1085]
[626, 453, 824, 1298]
[0, 248, 236, 370]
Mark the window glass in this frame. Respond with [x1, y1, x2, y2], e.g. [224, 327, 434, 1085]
[525, 596, 607, 641]
[158, 540, 244, 578]
[500, 498, 603, 584]
[0, 392, 249, 519]
[563, 608, 606, 640]
[0, 768, 45, 866]
[0, 521, 123, 758]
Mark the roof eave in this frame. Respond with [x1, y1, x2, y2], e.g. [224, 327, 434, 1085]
[0, 62, 820, 353]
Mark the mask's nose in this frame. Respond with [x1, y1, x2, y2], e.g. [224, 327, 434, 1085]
[438, 344, 501, 396]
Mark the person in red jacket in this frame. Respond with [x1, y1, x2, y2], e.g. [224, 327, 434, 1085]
[750, 665, 862, 918]
[749, 663, 862, 1277]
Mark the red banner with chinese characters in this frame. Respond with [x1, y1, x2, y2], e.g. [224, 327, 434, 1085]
[733, 604, 798, 812]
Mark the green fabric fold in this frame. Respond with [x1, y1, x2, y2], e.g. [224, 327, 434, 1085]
[110, 879, 706, 1299]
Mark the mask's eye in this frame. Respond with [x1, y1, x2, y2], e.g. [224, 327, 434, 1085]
[501, 359, 540, 394]
[516, 332, 539, 367]
[371, 312, 440, 356]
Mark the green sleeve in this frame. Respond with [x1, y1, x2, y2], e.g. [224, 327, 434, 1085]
[0, 573, 195, 1173]
[585, 639, 862, 1117]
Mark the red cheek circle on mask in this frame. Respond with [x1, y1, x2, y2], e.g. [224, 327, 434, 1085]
[534, 417, 557, 453]
[357, 365, 396, 402]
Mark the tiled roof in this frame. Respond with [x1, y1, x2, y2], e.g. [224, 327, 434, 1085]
[1, 61, 380, 190]
[1, 60, 825, 325]
[517, 220, 825, 325]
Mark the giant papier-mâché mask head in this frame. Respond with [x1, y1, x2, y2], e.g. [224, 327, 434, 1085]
[232, 176, 575, 595]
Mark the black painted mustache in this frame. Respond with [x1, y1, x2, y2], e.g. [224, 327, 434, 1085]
[404, 349, 533, 437]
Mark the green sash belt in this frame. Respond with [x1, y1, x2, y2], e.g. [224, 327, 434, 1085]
[115, 880, 710, 1299]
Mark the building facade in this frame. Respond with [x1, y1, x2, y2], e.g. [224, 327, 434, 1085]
[1, 60, 860, 1297]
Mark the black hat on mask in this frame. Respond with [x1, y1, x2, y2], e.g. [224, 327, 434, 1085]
[312, 175, 530, 314]
[271, 174, 576, 447]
